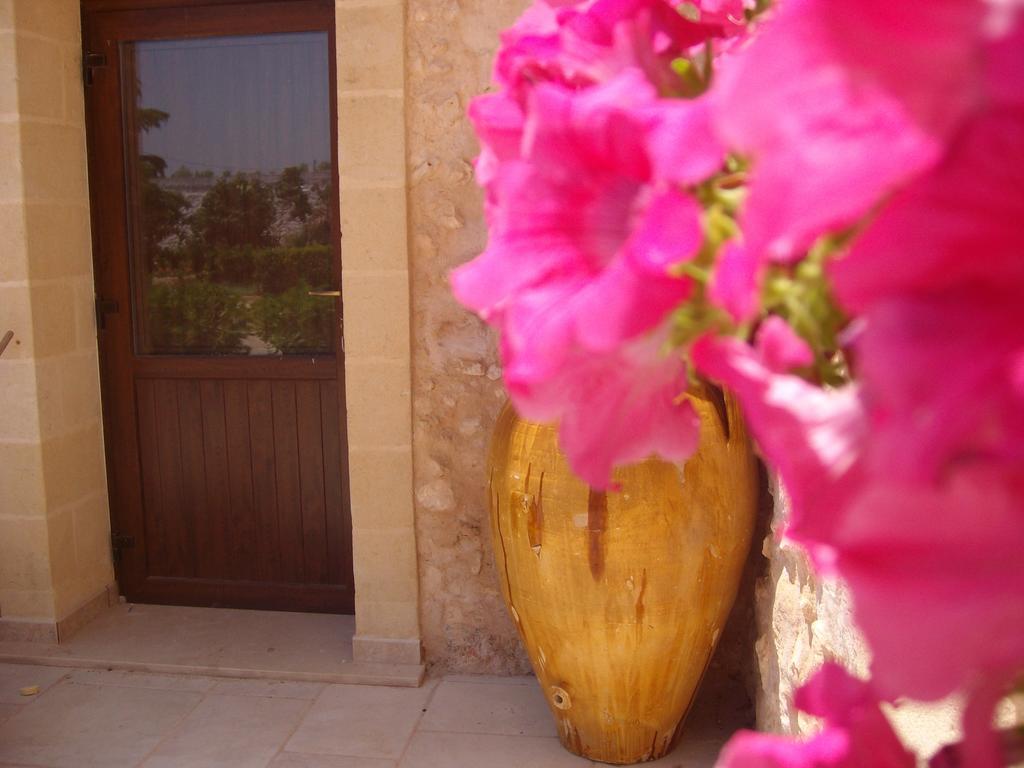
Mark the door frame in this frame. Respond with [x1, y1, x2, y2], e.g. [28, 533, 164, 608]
[82, 0, 354, 613]
[80, 0, 424, 664]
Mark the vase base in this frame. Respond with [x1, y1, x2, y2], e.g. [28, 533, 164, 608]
[555, 719, 682, 765]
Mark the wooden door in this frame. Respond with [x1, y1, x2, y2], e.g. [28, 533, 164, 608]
[83, 0, 353, 613]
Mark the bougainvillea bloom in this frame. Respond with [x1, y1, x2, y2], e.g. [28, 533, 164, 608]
[830, 106, 1024, 312]
[453, 69, 721, 486]
[753, 316, 813, 374]
[454, 72, 705, 341]
[834, 466, 1024, 706]
[819, 102, 1024, 710]
[495, 0, 742, 98]
[708, 242, 758, 323]
[717, 663, 915, 768]
[712, 0, 990, 262]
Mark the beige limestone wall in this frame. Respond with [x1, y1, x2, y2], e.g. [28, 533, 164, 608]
[755, 482, 961, 757]
[336, 0, 423, 666]
[0, 0, 114, 638]
[405, 0, 534, 674]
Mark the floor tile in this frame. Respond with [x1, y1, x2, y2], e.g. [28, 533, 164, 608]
[271, 753, 396, 767]
[420, 679, 556, 737]
[0, 663, 71, 704]
[66, 668, 216, 692]
[0, 681, 202, 768]
[211, 678, 325, 699]
[142, 693, 310, 768]
[399, 732, 593, 768]
[286, 682, 434, 759]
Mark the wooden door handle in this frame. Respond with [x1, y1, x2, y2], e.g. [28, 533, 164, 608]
[307, 290, 341, 298]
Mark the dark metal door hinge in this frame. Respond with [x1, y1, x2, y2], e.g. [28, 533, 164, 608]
[83, 52, 108, 87]
[111, 533, 135, 563]
[95, 297, 119, 331]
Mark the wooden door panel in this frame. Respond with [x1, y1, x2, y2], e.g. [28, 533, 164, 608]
[161, 382, 192, 576]
[132, 377, 348, 591]
[270, 381, 306, 585]
[84, 2, 352, 613]
[321, 379, 349, 586]
[175, 381, 214, 576]
[295, 380, 329, 585]
[223, 380, 258, 580]
[198, 380, 231, 580]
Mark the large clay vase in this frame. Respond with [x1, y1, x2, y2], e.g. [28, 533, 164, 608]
[487, 389, 758, 764]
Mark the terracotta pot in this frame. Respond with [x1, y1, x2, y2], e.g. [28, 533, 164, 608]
[487, 389, 758, 764]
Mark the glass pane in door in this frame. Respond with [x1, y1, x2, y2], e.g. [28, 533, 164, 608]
[125, 32, 335, 356]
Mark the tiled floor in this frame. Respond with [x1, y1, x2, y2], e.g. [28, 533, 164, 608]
[0, 663, 737, 767]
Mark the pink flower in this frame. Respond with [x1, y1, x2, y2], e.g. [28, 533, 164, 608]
[694, 321, 1024, 707]
[468, 92, 526, 192]
[834, 465, 1024, 705]
[695, 0, 750, 34]
[699, 13, 1024, 717]
[454, 72, 704, 343]
[457, 0, 744, 489]
[754, 317, 813, 374]
[830, 105, 1024, 310]
[717, 663, 915, 768]
[847, 287, 1024, 485]
[829, 105, 1024, 482]
[811, 105, 1024, 710]
[708, 242, 759, 322]
[454, 70, 720, 486]
[712, 0, 992, 262]
[495, 0, 741, 98]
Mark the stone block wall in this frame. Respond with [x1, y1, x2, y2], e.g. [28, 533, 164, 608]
[405, 0, 533, 674]
[335, 0, 422, 666]
[0, 0, 114, 640]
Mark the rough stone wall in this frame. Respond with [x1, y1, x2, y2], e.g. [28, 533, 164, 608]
[755, 482, 962, 756]
[406, 0, 533, 674]
[753, 483, 870, 735]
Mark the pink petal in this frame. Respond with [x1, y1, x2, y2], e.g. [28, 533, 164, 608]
[623, 188, 704, 274]
[851, 289, 1024, 484]
[709, 242, 759, 322]
[552, 339, 700, 488]
[524, 71, 655, 182]
[646, 97, 725, 185]
[959, 681, 1009, 768]
[830, 105, 1024, 312]
[836, 466, 1024, 702]
[495, 0, 733, 97]
[468, 92, 526, 189]
[712, 0, 986, 261]
[571, 256, 692, 352]
[691, 335, 866, 549]
[755, 316, 813, 373]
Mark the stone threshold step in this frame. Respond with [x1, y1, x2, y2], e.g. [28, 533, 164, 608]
[0, 650, 425, 688]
